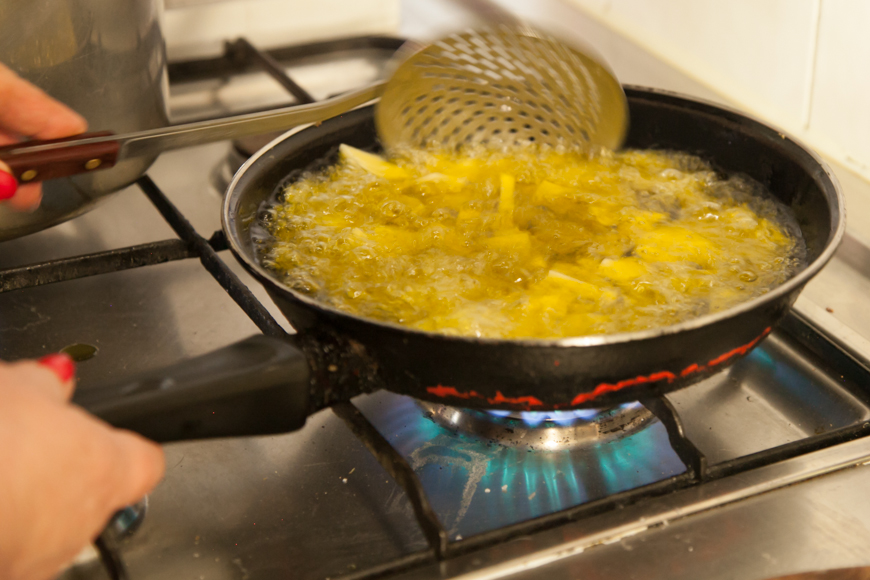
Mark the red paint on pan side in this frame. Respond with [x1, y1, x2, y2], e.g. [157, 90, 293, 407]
[425, 326, 773, 409]
[486, 391, 545, 407]
[569, 370, 676, 405]
[426, 385, 482, 400]
[705, 330, 769, 367]
[680, 363, 700, 378]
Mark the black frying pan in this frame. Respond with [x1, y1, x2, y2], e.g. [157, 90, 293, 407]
[75, 87, 845, 443]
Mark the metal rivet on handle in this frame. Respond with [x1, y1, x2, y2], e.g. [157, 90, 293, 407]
[84, 159, 102, 170]
[20, 169, 37, 181]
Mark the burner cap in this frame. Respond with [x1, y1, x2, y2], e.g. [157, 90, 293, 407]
[419, 401, 652, 451]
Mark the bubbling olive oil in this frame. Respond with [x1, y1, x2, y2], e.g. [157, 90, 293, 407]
[261, 144, 805, 339]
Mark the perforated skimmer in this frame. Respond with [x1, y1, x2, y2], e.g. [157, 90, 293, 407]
[0, 25, 627, 190]
[376, 26, 628, 152]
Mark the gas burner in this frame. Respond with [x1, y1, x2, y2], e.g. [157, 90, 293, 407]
[418, 401, 652, 451]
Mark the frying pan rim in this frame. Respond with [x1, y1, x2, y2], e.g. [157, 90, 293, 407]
[221, 86, 845, 349]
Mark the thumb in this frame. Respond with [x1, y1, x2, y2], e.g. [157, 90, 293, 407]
[0, 62, 87, 140]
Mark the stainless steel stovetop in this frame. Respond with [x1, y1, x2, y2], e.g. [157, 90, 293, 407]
[5, 2, 870, 579]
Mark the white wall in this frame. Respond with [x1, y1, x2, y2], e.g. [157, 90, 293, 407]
[810, 1, 870, 177]
[162, 0, 401, 60]
[565, 0, 870, 182]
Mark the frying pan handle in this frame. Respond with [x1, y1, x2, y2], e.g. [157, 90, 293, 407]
[0, 132, 120, 183]
[73, 335, 312, 443]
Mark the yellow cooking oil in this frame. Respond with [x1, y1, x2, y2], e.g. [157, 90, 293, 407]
[262, 144, 805, 339]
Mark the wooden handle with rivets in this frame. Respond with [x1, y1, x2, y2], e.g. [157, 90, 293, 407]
[0, 132, 120, 183]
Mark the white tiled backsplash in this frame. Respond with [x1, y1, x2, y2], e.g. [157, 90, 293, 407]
[162, 0, 401, 60]
[564, 0, 870, 182]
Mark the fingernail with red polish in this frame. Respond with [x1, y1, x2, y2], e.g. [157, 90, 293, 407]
[0, 170, 17, 200]
[38, 353, 76, 382]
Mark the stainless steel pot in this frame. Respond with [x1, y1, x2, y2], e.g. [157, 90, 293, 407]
[0, 0, 168, 240]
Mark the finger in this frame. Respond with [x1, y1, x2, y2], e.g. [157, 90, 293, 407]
[37, 354, 77, 400]
[0, 161, 16, 201]
[0, 138, 43, 211]
[4, 183, 42, 211]
[0, 357, 77, 402]
[0, 130, 18, 146]
[105, 430, 166, 509]
[0, 63, 87, 140]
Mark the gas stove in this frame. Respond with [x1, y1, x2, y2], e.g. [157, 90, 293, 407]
[4, 2, 870, 580]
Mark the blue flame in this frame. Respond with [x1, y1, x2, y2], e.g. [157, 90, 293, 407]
[484, 402, 644, 427]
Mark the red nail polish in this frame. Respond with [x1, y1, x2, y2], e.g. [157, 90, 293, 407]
[0, 170, 17, 200]
[38, 353, 76, 382]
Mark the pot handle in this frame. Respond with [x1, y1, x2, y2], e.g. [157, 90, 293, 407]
[72, 334, 312, 443]
[0, 132, 120, 183]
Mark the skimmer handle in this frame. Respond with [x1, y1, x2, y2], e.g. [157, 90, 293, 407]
[0, 83, 386, 183]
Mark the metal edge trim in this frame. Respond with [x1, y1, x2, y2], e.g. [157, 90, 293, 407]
[792, 295, 870, 373]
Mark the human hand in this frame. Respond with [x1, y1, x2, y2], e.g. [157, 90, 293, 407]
[0, 62, 88, 211]
[0, 355, 165, 580]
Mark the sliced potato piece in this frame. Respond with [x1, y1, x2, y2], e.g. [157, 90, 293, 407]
[340, 144, 410, 180]
[483, 228, 531, 254]
[534, 180, 571, 203]
[599, 257, 647, 282]
[545, 269, 602, 300]
[499, 173, 516, 219]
